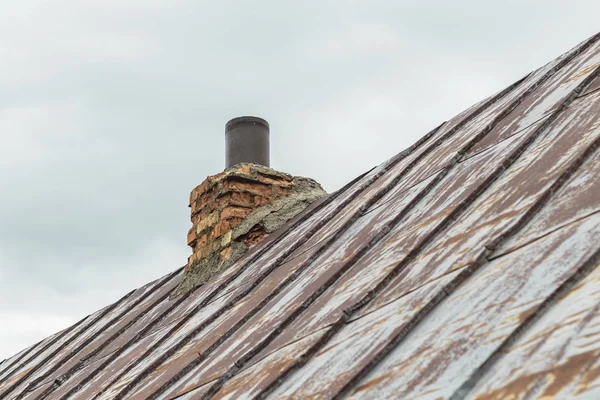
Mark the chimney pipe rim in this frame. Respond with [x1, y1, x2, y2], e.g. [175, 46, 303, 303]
[225, 116, 270, 132]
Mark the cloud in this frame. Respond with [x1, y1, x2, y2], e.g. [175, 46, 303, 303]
[0, 103, 89, 166]
[310, 21, 405, 60]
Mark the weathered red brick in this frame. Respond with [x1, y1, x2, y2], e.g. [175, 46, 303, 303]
[221, 178, 272, 195]
[187, 227, 196, 246]
[221, 205, 253, 219]
[210, 217, 243, 240]
[185, 163, 323, 274]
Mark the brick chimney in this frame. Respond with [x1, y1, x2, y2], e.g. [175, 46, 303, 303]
[175, 117, 326, 295]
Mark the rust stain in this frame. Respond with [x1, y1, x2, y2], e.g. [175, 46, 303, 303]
[576, 358, 600, 395]
[352, 370, 394, 395]
[564, 62, 600, 83]
[476, 350, 600, 400]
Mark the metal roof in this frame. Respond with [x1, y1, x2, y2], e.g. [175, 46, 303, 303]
[2, 32, 600, 400]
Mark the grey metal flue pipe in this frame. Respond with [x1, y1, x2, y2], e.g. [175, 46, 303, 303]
[225, 116, 270, 169]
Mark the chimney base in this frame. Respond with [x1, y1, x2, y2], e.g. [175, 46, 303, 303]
[175, 163, 326, 296]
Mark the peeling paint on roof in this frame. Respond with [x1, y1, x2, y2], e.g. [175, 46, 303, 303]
[1, 32, 600, 400]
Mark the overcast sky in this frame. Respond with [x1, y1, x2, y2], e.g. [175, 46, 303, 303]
[1, 0, 599, 360]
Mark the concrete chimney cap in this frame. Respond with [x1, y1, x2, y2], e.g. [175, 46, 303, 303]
[225, 116, 270, 132]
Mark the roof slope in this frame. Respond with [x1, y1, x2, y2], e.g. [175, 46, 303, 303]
[2, 32, 600, 400]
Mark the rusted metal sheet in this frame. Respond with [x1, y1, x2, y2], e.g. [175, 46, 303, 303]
[60, 289, 197, 399]
[143, 94, 536, 396]
[176, 383, 212, 400]
[344, 214, 600, 399]
[499, 95, 600, 255]
[2, 32, 600, 400]
[89, 271, 187, 362]
[75, 271, 180, 363]
[88, 285, 250, 399]
[212, 329, 328, 400]
[251, 175, 440, 360]
[468, 246, 600, 400]
[97, 106, 453, 400]
[360, 76, 600, 317]
[247, 76, 526, 287]
[245, 269, 462, 400]
[73, 330, 167, 400]
[349, 131, 527, 317]
[17, 381, 53, 400]
[25, 356, 106, 399]
[245, 130, 519, 358]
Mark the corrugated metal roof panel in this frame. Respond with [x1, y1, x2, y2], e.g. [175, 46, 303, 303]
[468, 236, 600, 399]
[346, 214, 600, 400]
